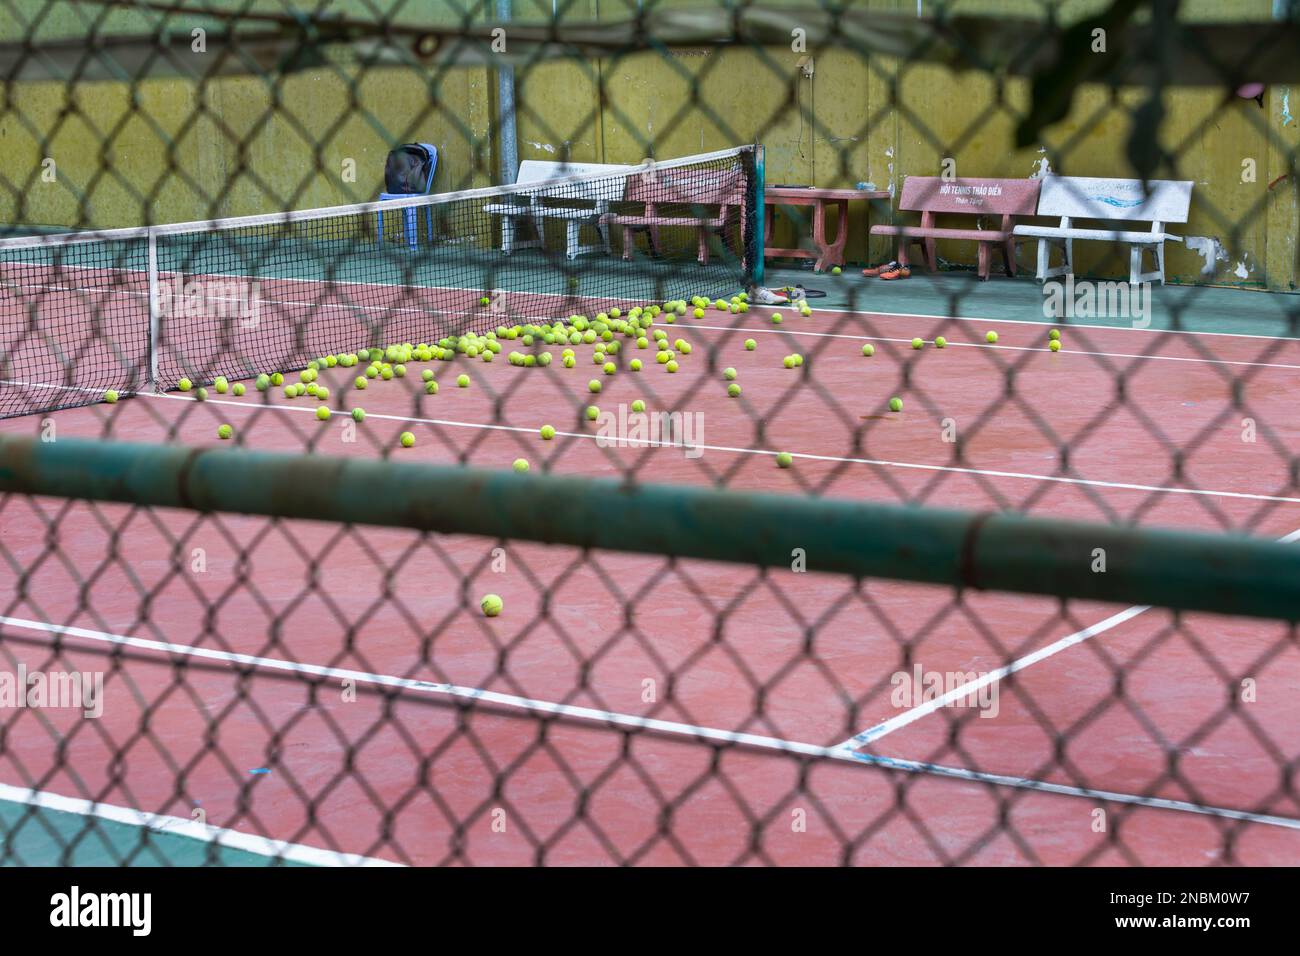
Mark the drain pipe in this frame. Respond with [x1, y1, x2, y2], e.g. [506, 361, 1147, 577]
[496, 0, 519, 186]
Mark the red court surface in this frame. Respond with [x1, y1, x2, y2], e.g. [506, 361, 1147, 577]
[3, 301, 1300, 865]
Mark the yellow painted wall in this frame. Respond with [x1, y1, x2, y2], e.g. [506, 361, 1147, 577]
[0, 0, 1294, 289]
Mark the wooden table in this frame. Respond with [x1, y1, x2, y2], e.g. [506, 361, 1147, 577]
[764, 186, 890, 271]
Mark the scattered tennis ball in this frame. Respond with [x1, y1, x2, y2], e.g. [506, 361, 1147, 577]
[512, 458, 530, 473]
[270, 372, 284, 386]
[255, 374, 270, 391]
[425, 381, 438, 395]
[744, 339, 757, 351]
[103, 389, 119, 404]
[727, 383, 741, 397]
[457, 374, 470, 388]
[862, 344, 875, 357]
[315, 406, 331, 421]
[480, 593, 503, 617]
[394, 364, 407, 377]
[832, 266, 842, 275]
[911, 338, 924, 350]
[316, 386, 330, 400]
[217, 424, 233, 440]
[355, 377, 367, 390]
[195, 387, 208, 401]
[563, 355, 576, 368]
[480, 296, 491, 306]
[630, 359, 643, 371]
[776, 452, 793, 468]
[585, 405, 600, 421]
[214, 376, 229, 393]
[1049, 339, 1062, 352]
[693, 307, 705, 319]
[178, 378, 192, 392]
[666, 360, 679, 373]
[306, 383, 320, 397]
[400, 431, 415, 448]
[783, 355, 796, 369]
[772, 314, 783, 325]
[588, 379, 602, 393]
[352, 408, 365, 422]
[985, 331, 998, 344]
[540, 424, 556, 440]
[1049, 328, 1061, 340]
[603, 362, 616, 375]
[631, 399, 646, 413]
[723, 367, 737, 380]
[889, 397, 903, 412]
[232, 383, 246, 396]
[380, 367, 394, 380]
[792, 354, 803, 366]
[934, 336, 947, 349]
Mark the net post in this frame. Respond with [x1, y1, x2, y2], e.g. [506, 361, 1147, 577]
[146, 228, 160, 392]
[750, 142, 765, 287]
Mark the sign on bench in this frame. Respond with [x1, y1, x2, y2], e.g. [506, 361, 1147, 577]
[869, 177, 1041, 280]
[1013, 176, 1193, 284]
[483, 160, 632, 259]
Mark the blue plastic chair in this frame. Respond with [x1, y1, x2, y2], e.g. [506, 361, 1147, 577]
[377, 143, 438, 249]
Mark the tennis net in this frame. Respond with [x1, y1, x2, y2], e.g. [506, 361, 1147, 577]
[0, 146, 760, 419]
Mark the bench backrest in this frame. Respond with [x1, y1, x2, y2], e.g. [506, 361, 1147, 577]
[515, 160, 633, 203]
[897, 177, 1040, 216]
[1037, 175, 1193, 224]
[624, 166, 746, 209]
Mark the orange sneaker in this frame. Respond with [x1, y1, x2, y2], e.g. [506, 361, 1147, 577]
[861, 261, 898, 278]
[879, 265, 911, 280]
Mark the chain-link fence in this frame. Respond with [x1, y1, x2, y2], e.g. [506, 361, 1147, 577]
[1, 0, 1299, 866]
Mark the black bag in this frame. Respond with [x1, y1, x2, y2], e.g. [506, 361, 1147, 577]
[383, 144, 437, 195]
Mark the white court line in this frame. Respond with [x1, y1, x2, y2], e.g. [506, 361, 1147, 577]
[0, 780, 399, 866]
[137, 390, 1300, 507]
[8, 383, 1300, 507]
[9, 266, 1300, 369]
[686, 321, 1300, 371]
[834, 526, 1300, 752]
[1, 614, 1297, 833]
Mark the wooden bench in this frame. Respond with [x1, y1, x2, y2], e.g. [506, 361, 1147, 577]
[600, 166, 747, 265]
[870, 177, 1041, 280]
[482, 160, 632, 259]
[1012, 175, 1193, 285]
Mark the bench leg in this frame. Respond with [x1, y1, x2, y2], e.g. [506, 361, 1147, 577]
[697, 226, 708, 265]
[977, 241, 991, 281]
[622, 226, 634, 261]
[1129, 242, 1166, 285]
[1034, 237, 1073, 281]
[565, 220, 579, 260]
[897, 241, 910, 269]
[501, 216, 515, 254]
[1001, 238, 1016, 277]
[922, 237, 937, 271]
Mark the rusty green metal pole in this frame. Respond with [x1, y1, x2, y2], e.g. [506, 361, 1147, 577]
[2, 435, 1299, 621]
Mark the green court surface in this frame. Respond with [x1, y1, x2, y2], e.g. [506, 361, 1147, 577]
[0, 794, 310, 866]
[763, 265, 1300, 339]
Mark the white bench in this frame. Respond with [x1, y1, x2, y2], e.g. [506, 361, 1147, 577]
[1013, 175, 1193, 284]
[483, 160, 632, 259]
